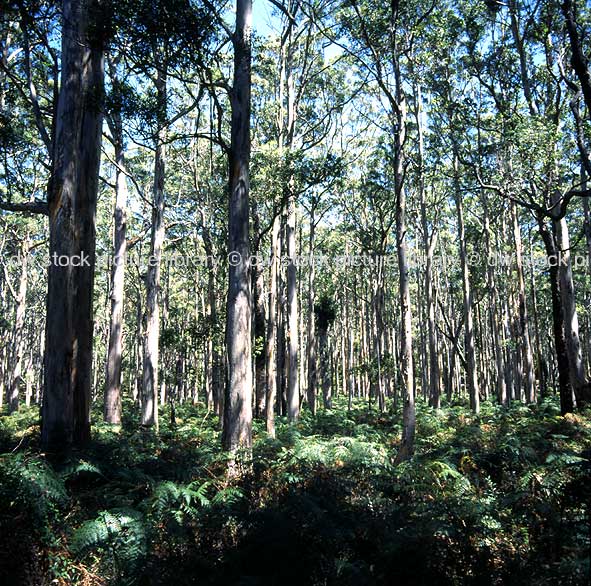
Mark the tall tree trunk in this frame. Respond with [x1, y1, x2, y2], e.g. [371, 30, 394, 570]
[265, 214, 280, 437]
[554, 212, 590, 406]
[393, 51, 415, 461]
[283, 24, 299, 422]
[222, 0, 253, 454]
[415, 83, 439, 409]
[42, 0, 104, 451]
[373, 254, 386, 412]
[512, 203, 536, 403]
[538, 217, 574, 413]
[306, 208, 317, 415]
[142, 63, 167, 429]
[104, 107, 127, 425]
[8, 236, 29, 412]
[484, 205, 507, 405]
[317, 322, 332, 409]
[528, 235, 547, 398]
[277, 216, 287, 415]
[199, 214, 222, 417]
[252, 200, 266, 417]
[286, 192, 299, 420]
[453, 151, 480, 413]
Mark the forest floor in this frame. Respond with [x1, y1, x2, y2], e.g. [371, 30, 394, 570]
[0, 397, 589, 586]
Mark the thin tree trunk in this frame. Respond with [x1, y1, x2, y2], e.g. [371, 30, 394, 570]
[306, 207, 317, 415]
[200, 215, 222, 417]
[393, 50, 415, 461]
[142, 62, 167, 429]
[104, 105, 127, 425]
[318, 327, 331, 409]
[252, 200, 267, 417]
[484, 206, 507, 405]
[286, 193, 299, 420]
[265, 214, 280, 437]
[416, 94, 439, 407]
[528, 234, 547, 398]
[277, 226, 287, 415]
[511, 203, 536, 403]
[453, 151, 480, 413]
[561, 0, 591, 114]
[8, 236, 29, 412]
[508, 0, 539, 116]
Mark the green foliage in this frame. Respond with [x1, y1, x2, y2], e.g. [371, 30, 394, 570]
[71, 508, 147, 584]
[61, 460, 104, 481]
[1, 399, 590, 584]
[0, 452, 67, 540]
[314, 294, 337, 333]
[149, 480, 210, 526]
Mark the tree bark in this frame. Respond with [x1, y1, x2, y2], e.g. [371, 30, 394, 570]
[562, 0, 591, 116]
[7, 236, 29, 412]
[199, 213, 222, 417]
[142, 63, 167, 429]
[319, 328, 331, 409]
[511, 203, 536, 403]
[222, 0, 253, 454]
[554, 211, 590, 406]
[306, 206, 317, 415]
[508, 0, 539, 116]
[453, 151, 480, 413]
[252, 200, 267, 417]
[265, 214, 280, 437]
[41, 0, 104, 451]
[104, 106, 127, 425]
[415, 83, 439, 408]
[483, 204, 507, 405]
[286, 191, 299, 421]
[393, 53, 415, 461]
[538, 216, 574, 413]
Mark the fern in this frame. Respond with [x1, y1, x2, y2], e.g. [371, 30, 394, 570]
[149, 480, 211, 527]
[71, 507, 146, 584]
[61, 459, 103, 481]
[0, 453, 67, 540]
[211, 486, 244, 507]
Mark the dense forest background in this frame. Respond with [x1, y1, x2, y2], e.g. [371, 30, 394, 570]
[0, 0, 590, 584]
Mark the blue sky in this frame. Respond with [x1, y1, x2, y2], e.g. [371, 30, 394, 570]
[252, 0, 278, 37]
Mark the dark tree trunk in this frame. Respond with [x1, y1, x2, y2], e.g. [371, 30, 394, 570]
[562, 0, 591, 115]
[252, 200, 267, 418]
[41, 0, 104, 452]
[319, 328, 331, 410]
[538, 217, 574, 414]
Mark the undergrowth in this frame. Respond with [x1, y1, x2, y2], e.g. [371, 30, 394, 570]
[0, 398, 589, 585]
